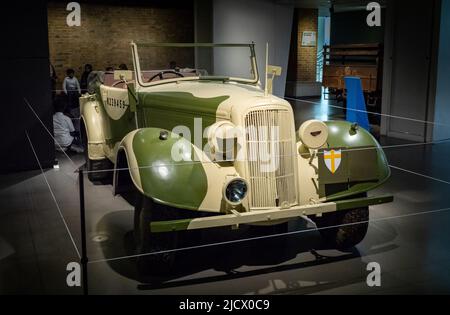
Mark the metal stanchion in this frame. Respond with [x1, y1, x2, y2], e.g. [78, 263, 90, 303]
[78, 169, 89, 295]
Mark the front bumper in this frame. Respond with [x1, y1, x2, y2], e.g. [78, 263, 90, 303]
[150, 194, 393, 233]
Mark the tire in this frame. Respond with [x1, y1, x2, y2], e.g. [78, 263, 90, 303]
[249, 221, 289, 236]
[86, 157, 113, 182]
[81, 125, 112, 182]
[314, 207, 369, 250]
[134, 193, 177, 276]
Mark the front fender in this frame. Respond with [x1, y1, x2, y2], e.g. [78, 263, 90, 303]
[321, 120, 391, 201]
[117, 128, 209, 210]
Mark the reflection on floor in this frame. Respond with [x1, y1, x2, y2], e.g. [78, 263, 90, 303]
[1, 97, 450, 294]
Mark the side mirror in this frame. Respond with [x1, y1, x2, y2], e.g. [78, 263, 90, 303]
[266, 65, 282, 95]
[267, 65, 282, 76]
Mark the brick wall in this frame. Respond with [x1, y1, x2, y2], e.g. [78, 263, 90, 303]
[287, 8, 318, 82]
[47, 1, 194, 87]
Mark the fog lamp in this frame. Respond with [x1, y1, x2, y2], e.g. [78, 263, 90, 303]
[298, 120, 328, 149]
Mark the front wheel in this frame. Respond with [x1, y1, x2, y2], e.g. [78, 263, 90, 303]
[248, 221, 289, 236]
[313, 207, 369, 250]
[134, 193, 178, 276]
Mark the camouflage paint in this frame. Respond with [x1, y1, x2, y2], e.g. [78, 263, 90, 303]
[137, 92, 230, 149]
[132, 128, 208, 210]
[321, 120, 391, 201]
[97, 92, 136, 144]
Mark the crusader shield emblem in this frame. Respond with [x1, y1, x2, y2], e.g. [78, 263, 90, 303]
[323, 149, 342, 174]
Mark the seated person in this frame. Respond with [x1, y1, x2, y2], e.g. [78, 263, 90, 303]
[53, 99, 84, 153]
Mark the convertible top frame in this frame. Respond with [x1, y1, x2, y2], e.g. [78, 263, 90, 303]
[130, 41, 260, 88]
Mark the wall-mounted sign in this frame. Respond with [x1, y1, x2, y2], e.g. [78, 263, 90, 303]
[301, 31, 316, 47]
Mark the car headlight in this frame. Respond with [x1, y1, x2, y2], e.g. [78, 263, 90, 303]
[206, 121, 237, 160]
[298, 119, 328, 149]
[223, 178, 248, 205]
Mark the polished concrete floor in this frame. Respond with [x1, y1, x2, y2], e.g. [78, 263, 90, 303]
[2, 98, 450, 294]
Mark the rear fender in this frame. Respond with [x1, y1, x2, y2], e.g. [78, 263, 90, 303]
[80, 95, 106, 160]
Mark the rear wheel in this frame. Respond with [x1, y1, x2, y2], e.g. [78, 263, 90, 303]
[314, 207, 369, 250]
[86, 157, 113, 182]
[81, 125, 112, 182]
[134, 193, 178, 276]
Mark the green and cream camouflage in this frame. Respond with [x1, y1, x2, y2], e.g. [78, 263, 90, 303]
[80, 42, 392, 272]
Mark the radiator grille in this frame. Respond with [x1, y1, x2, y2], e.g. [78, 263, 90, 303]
[245, 109, 297, 209]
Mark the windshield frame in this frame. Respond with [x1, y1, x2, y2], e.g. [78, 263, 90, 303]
[131, 42, 260, 88]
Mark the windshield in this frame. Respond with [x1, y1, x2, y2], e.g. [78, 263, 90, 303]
[132, 43, 259, 86]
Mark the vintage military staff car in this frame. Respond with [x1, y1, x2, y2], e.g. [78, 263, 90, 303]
[80, 42, 392, 272]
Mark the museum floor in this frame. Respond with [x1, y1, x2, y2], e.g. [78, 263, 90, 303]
[2, 98, 450, 294]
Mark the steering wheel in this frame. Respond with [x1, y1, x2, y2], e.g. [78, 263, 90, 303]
[112, 80, 126, 87]
[147, 70, 184, 82]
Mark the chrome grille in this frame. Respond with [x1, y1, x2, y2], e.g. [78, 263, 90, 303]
[245, 108, 297, 209]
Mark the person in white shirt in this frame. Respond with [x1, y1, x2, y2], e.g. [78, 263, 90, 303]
[53, 98, 83, 153]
